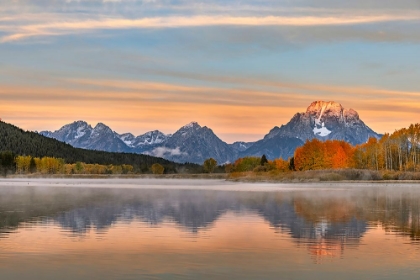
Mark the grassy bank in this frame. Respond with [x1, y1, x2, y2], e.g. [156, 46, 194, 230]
[7, 173, 228, 180]
[227, 169, 420, 182]
[6, 170, 420, 183]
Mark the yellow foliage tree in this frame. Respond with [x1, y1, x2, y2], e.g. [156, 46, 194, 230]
[15, 156, 32, 174]
[273, 158, 290, 172]
[203, 158, 217, 173]
[151, 163, 165, 174]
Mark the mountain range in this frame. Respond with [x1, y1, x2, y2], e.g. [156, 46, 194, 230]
[40, 101, 381, 164]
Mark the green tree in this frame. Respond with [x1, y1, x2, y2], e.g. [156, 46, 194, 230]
[75, 162, 84, 174]
[29, 157, 36, 173]
[233, 157, 261, 172]
[151, 163, 165, 174]
[0, 151, 15, 176]
[203, 158, 217, 173]
[289, 157, 295, 171]
[260, 154, 268, 166]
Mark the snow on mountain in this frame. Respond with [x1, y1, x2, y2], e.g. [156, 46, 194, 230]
[245, 101, 382, 160]
[40, 121, 130, 153]
[118, 133, 135, 146]
[134, 130, 169, 148]
[229, 141, 255, 152]
[146, 122, 236, 164]
[40, 102, 381, 163]
[40, 121, 93, 144]
[117, 130, 170, 152]
[182, 121, 199, 130]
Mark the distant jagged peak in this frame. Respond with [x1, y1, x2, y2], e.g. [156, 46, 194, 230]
[305, 101, 361, 121]
[119, 132, 135, 138]
[61, 120, 90, 129]
[94, 122, 105, 127]
[343, 108, 359, 120]
[182, 121, 201, 130]
[306, 101, 344, 116]
[143, 130, 167, 137]
[72, 120, 89, 125]
[93, 122, 113, 133]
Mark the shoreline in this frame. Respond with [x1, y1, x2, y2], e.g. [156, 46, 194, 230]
[1, 177, 420, 192]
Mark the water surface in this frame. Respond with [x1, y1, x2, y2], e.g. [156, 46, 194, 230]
[0, 181, 420, 279]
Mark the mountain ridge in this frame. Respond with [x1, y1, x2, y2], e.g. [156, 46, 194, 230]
[0, 121, 200, 173]
[40, 101, 382, 163]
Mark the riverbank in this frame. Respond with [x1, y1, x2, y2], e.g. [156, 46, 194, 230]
[1, 178, 420, 193]
[6, 173, 228, 180]
[227, 169, 420, 183]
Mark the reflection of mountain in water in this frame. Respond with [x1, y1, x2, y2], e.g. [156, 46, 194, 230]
[249, 195, 367, 261]
[253, 199, 367, 242]
[48, 189, 368, 252]
[55, 191, 238, 233]
[1, 186, 420, 251]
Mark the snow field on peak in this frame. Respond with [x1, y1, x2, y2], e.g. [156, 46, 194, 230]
[313, 122, 332, 137]
[313, 103, 332, 137]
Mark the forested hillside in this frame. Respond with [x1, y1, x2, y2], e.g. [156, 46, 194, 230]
[0, 121, 201, 174]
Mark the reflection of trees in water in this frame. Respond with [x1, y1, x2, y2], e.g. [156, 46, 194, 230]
[361, 191, 420, 240]
[248, 194, 367, 262]
[39, 190, 240, 234]
[1, 186, 420, 244]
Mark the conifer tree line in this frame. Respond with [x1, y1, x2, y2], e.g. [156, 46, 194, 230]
[0, 121, 201, 174]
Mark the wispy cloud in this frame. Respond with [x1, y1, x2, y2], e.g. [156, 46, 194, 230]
[1, 77, 420, 141]
[1, 0, 419, 142]
[1, 14, 419, 43]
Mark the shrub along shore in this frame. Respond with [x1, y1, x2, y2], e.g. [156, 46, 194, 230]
[227, 169, 420, 182]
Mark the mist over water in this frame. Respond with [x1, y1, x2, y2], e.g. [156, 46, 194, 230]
[1, 181, 420, 279]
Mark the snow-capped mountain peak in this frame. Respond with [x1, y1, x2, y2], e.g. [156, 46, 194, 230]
[118, 133, 135, 146]
[93, 122, 112, 131]
[131, 130, 169, 149]
[39, 102, 382, 164]
[307, 101, 343, 117]
[182, 121, 201, 130]
[264, 100, 380, 146]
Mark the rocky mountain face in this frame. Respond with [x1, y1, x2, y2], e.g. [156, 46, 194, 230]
[240, 136, 304, 160]
[41, 121, 234, 164]
[145, 122, 236, 164]
[40, 101, 381, 163]
[41, 121, 131, 153]
[118, 130, 170, 152]
[266, 101, 381, 145]
[229, 141, 255, 152]
[40, 121, 168, 154]
[243, 101, 381, 160]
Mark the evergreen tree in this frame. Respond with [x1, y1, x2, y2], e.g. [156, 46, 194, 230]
[29, 157, 36, 173]
[260, 154, 268, 166]
[289, 157, 295, 171]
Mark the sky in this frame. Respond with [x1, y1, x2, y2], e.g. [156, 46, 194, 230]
[1, 0, 420, 143]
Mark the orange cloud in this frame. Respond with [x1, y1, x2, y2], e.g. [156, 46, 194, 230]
[1, 77, 420, 142]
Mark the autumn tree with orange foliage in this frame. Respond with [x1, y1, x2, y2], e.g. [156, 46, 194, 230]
[294, 139, 354, 171]
[229, 123, 420, 174]
[273, 158, 290, 172]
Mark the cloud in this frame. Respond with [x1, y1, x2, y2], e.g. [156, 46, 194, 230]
[1, 76, 420, 142]
[146, 147, 187, 158]
[1, 14, 419, 43]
